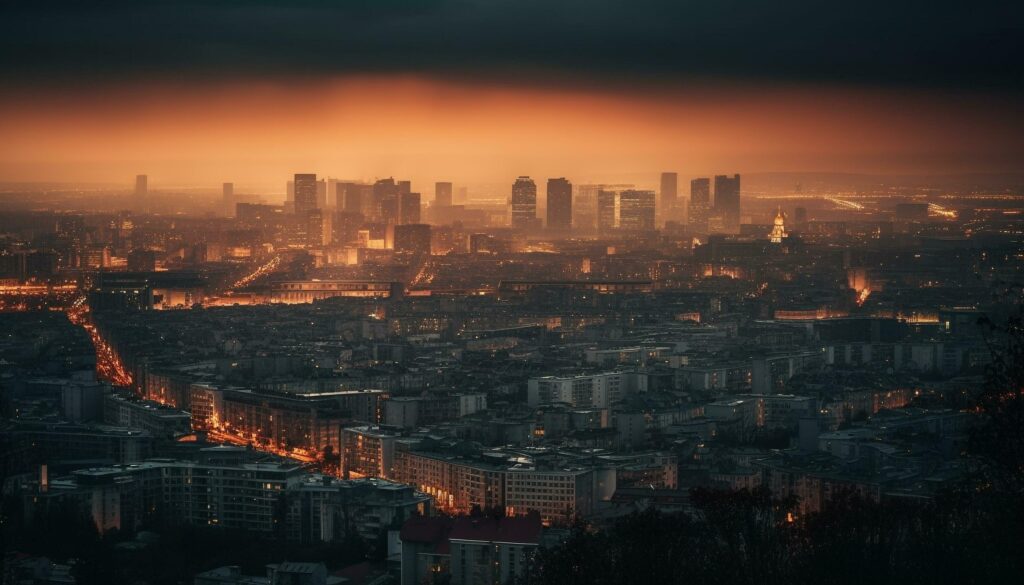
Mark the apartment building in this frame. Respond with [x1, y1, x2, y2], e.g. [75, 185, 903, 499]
[527, 371, 645, 408]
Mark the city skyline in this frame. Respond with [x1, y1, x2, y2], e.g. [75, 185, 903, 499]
[2, 78, 1022, 188]
[2, 3, 1023, 585]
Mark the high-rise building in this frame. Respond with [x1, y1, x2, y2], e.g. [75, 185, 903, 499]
[689, 178, 711, 233]
[380, 197, 400, 225]
[435, 182, 453, 207]
[399, 192, 421, 224]
[714, 174, 741, 233]
[546, 177, 573, 230]
[222, 182, 234, 216]
[510, 176, 537, 229]
[660, 172, 678, 222]
[305, 209, 332, 246]
[135, 175, 148, 211]
[373, 178, 399, 223]
[338, 182, 374, 217]
[619, 190, 656, 231]
[327, 178, 339, 207]
[393, 224, 432, 255]
[597, 190, 618, 232]
[294, 173, 318, 214]
[316, 179, 328, 209]
[337, 182, 356, 212]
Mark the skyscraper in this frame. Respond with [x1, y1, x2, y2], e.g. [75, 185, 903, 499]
[294, 173, 318, 214]
[135, 175, 148, 211]
[435, 182, 453, 207]
[510, 176, 537, 229]
[337, 182, 371, 215]
[222, 182, 234, 217]
[399, 192, 421, 224]
[373, 177, 399, 223]
[689, 178, 711, 233]
[546, 177, 572, 230]
[380, 197, 399, 225]
[337, 182, 355, 212]
[660, 172, 678, 222]
[597, 190, 618, 233]
[714, 174, 741, 233]
[316, 179, 328, 209]
[619, 190, 656, 231]
[305, 208, 332, 246]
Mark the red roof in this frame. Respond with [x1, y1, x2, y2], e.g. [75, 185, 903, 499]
[448, 515, 542, 545]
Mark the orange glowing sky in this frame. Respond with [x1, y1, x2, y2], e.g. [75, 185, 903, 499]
[1, 75, 1021, 193]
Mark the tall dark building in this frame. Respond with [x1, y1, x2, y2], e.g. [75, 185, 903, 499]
[510, 176, 537, 229]
[337, 182, 357, 212]
[689, 178, 711, 233]
[294, 173, 318, 214]
[619, 190, 656, 231]
[393, 224, 432, 255]
[373, 178, 400, 223]
[660, 172, 678, 222]
[305, 208, 332, 246]
[135, 175, 148, 211]
[222, 182, 234, 216]
[714, 174, 741, 232]
[435, 182, 453, 207]
[380, 197, 399, 225]
[316, 179, 328, 209]
[338, 182, 373, 217]
[597, 190, 617, 232]
[400, 192, 421, 224]
[546, 177, 573, 230]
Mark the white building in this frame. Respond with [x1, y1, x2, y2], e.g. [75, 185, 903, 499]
[527, 371, 645, 408]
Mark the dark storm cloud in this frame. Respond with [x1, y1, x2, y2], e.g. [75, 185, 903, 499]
[1, 0, 1022, 90]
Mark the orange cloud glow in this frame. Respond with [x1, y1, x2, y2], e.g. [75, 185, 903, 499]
[0, 76, 1020, 193]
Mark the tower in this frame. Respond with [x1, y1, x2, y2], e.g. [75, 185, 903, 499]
[545, 177, 573, 230]
[222, 182, 234, 216]
[294, 173, 318, 214]
[714, 174, 741, 233]
[689, 178, 711, 233]
[135, 174, 148, 212]
[770, 208, 787, 243]
[435, 182, 453, 207]
[510, 176, 537, 229]
[597, 190, 618, 233]
[619, 190, 656, 231]
[660, 172, 678, 222]
[399, 192, 421, 224]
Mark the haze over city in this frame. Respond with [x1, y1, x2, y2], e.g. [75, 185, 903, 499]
[1, 2, 1022, 189]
